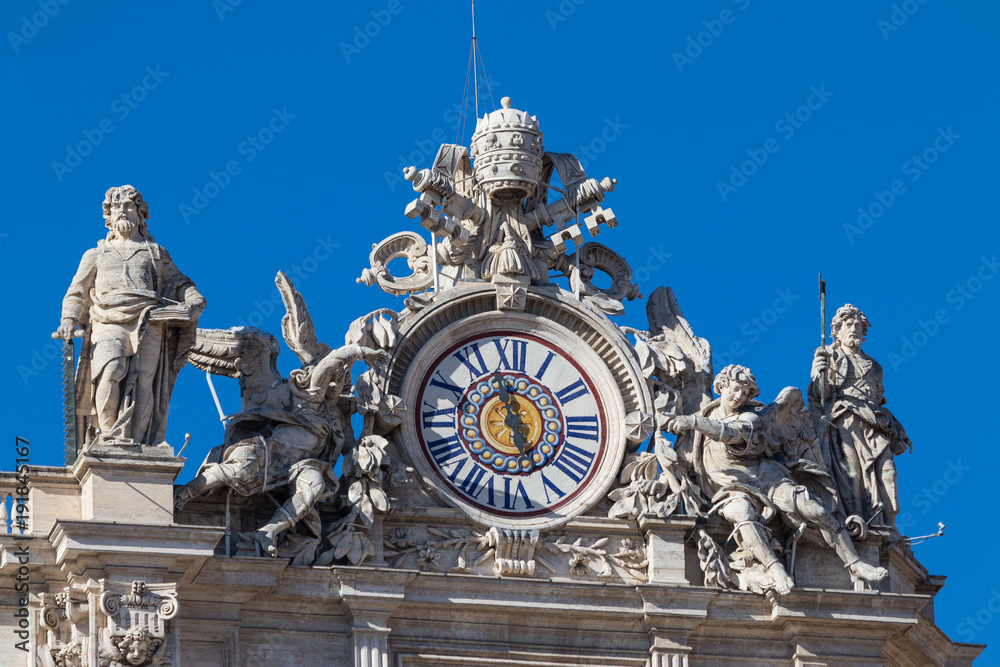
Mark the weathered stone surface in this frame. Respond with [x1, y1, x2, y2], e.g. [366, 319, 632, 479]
[0, 106, 983, 666]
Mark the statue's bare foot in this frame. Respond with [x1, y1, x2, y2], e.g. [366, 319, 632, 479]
[849, 561, 888, 583]
[767, 562, 795, 595]
[253, 529, 279, 557]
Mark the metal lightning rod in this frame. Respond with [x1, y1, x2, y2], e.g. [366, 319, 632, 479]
[819, 273, 827, 414]
[472, 0, 478, 121]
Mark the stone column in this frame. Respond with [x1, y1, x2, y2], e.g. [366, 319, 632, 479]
[334, 568, 415, 667]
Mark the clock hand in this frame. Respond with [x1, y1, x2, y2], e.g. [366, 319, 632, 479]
[494, 369, 512, 405]
[493, 370, 530, 457]
[505, 411, 528, 454]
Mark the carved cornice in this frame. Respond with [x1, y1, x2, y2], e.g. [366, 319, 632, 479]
[48, 520, 224, 565]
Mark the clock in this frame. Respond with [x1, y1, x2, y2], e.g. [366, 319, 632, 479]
[389, 285, 650, 530]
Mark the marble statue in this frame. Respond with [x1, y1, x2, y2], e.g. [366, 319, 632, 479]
[360, 97, 638, 313]
[809, 304, 911, 529]
[54, 185, 205, 446]
[175, 272, 388, 557]
[666, 365, 888, 594]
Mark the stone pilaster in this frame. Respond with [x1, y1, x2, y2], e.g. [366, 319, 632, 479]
[649, 638, 690, 667]
[353, 629, 389, 667]
[639, 586, 714, 667]
[335, 567, 415, 667]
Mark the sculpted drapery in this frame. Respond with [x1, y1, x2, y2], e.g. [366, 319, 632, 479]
[57, 185, 204, 446]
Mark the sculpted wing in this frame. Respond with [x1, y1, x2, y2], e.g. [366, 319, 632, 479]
[645, 286, 713, 415]
[758, 387, 823, 463]
[187, 326, 282, 411]
[628, 287, 714, 493]
[759, 386, 842, 515]
[277, 270, 333, 365]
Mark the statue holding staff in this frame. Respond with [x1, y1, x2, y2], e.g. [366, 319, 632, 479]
[809, 304, 911, 528]
[54, 185, 205, 446]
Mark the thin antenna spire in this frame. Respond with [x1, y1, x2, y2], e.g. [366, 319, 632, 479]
[472, 0, 479, 120]
[457, 1, 495, 145]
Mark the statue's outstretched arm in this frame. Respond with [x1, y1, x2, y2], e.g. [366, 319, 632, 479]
[670, 413, 761, 455]
[306, 344, 388, 393]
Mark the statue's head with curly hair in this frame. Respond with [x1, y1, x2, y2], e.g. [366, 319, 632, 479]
[831, 303, 869, 349]
[119, 625, 159, 665]
[713, 364, 759, 398]
[102, 185, 154, 242]
[54, 640, 83, 667]
[713, 364, 759, 414]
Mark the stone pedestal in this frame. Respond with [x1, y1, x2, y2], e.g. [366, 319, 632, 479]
[637, 514, 697, 585]
[73, 445, 184, 525]
[23, 466, 79, 536]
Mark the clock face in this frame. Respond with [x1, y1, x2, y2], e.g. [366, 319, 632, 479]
[416, 331, 606, 523]
[391, 287, 648, 531]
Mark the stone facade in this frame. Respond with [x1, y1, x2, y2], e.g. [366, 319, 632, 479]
[0, 101, 983, 666]
[0, 464, 982, 666]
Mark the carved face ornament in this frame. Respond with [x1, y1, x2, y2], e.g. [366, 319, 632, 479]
[120, 626, 156, 665]
[124, 637, 150, 664]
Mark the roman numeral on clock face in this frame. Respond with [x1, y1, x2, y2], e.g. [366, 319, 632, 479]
[428, 434, 463, 466]
[555, 378, 589, 405]
[452, 343, 489, 382]
[565, 415, 599, 441]
[493, 338, 527, 372]
[422, 402, 456, 428]
[451, 459, 488, 499]
[550, 442, 596, 484]
[429, 370, 464, 401]
[535, 350, 555, 380]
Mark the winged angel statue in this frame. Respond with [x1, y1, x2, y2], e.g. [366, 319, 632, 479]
[174, 272, 403, 565]
[610, 287, 886, 595]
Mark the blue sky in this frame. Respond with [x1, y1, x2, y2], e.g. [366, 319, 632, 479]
[2, 0, 997, 654]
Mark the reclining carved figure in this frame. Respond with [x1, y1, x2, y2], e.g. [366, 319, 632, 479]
[174, 271, 385, 556]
